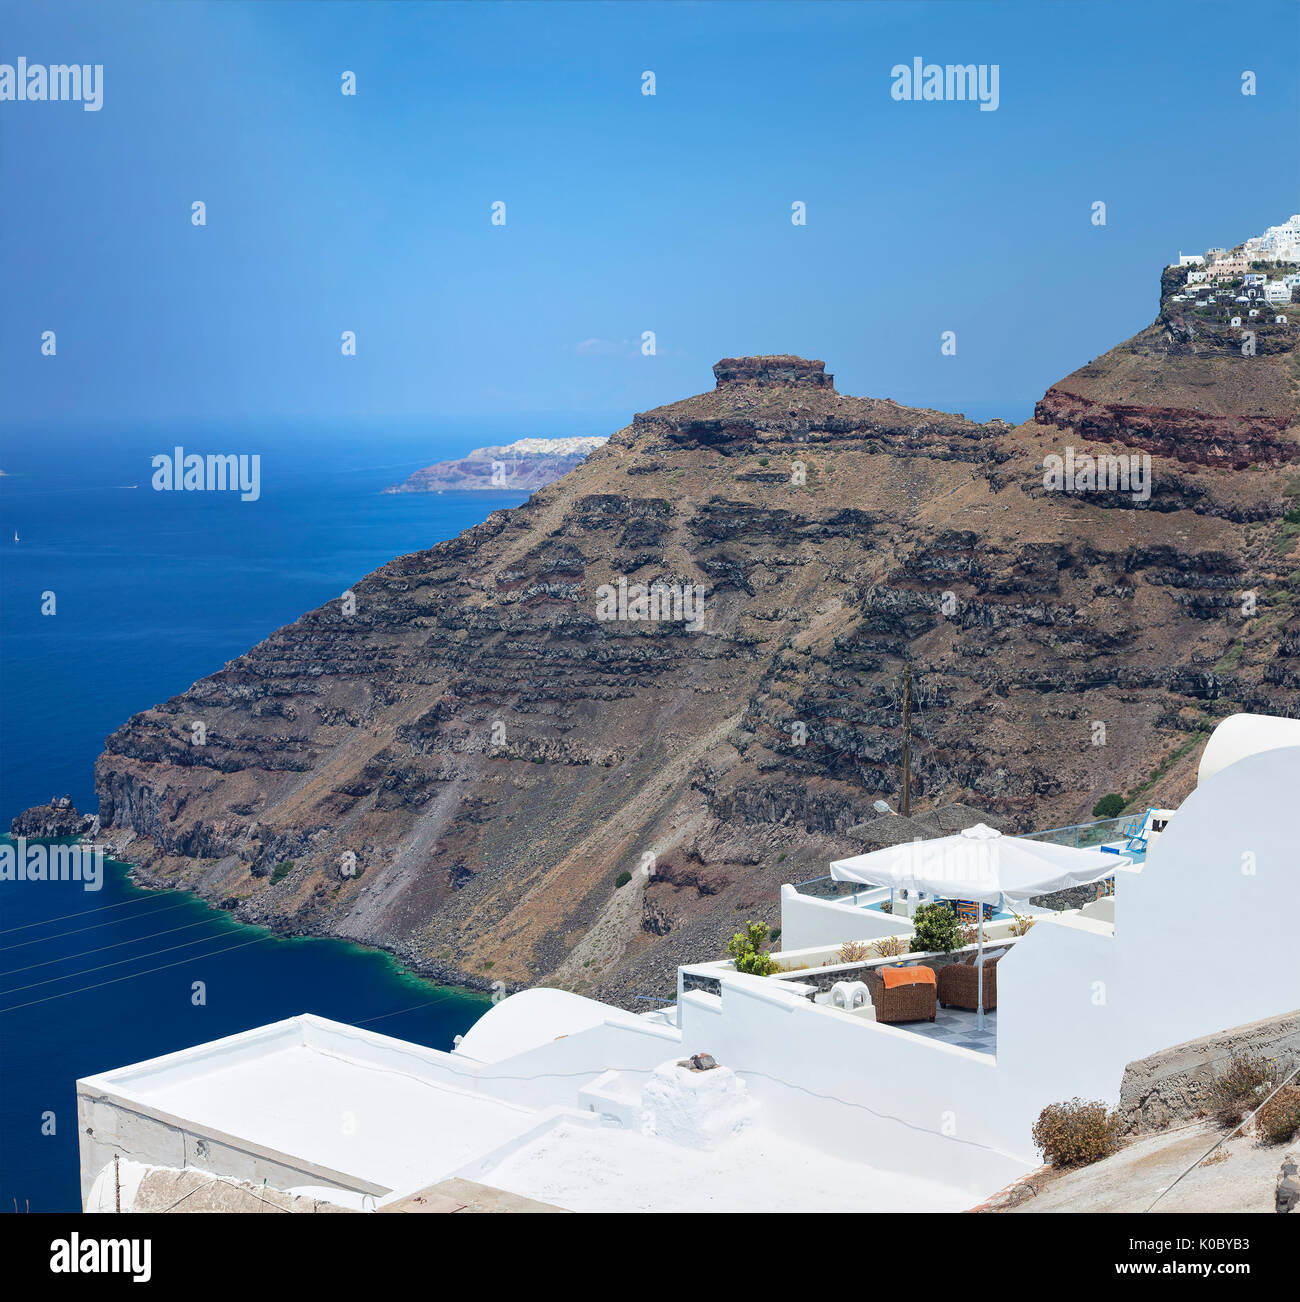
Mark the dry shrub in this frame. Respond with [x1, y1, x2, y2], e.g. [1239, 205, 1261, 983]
[872, 935, 908, 958]
[1206, 1051, 1275, 1129]
[837, 940, 873, 964]
[1255, 1083, 1300, 1146]
[1031, 1098, 1121, 1169]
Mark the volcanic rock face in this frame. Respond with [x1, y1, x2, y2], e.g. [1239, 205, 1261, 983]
[1033, 388, 1294, 469]
[1035, 265, 1299, 469]
[95, 300, 1300, 1004]
[712, 356, 833, 388]
[10, 796, 95, 839]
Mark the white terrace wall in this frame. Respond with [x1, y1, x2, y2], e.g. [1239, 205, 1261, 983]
[675, 977, 1031, 1196]
[978, 916, 1121, 1140]
[469, 1018, 682, 1109]
[995, 744, 1300, 1120]
[779, 883, 914, 950]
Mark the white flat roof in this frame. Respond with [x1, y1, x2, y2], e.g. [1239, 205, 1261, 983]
[78, 1015, 545, 1196]
[477, 1118, 971, 1213]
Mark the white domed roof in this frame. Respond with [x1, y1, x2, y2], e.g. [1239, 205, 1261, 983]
[453, 987, 647, 1063]
[1197, 713, 1300, 786]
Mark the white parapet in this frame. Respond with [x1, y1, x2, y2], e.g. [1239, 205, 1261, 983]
[778, 882, 914, 951]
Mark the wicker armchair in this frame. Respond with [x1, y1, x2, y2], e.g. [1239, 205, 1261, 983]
[862, 967, 937, 1024]
[937, 953, 1001, 1012]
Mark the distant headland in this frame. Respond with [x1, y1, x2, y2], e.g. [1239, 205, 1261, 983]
[385, 436, 608, 494]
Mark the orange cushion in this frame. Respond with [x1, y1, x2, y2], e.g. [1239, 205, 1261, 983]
[880, 965, 936, 989]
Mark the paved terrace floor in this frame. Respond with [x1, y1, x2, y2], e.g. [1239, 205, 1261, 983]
[901, 1006, 997, 1055]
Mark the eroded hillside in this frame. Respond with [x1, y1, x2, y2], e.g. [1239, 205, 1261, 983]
[96, 296, 1300, 1005]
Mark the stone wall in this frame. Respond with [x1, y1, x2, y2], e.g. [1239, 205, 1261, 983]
[1117, 1009, 1300, 1136]
[1029, 883, 1103, 912]
[682, 971, 722, 997]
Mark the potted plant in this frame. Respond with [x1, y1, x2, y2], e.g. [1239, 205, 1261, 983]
[909, 902, 964, 954]
[726, 921, 780, 976]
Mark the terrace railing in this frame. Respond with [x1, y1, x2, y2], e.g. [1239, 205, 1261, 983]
[793, 873, 861, 900]
[1021, 815, 1130, 850]
[792, 874, 894, 906]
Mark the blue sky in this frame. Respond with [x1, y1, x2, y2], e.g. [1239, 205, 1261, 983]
[1, 0, 1297, 429]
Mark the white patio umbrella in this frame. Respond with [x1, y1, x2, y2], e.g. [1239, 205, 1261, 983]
[830, 823, 1125, 1028]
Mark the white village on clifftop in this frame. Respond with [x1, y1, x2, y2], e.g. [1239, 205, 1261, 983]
[76, 711, 1300, 1213]
[1173, 215, 1300, 325]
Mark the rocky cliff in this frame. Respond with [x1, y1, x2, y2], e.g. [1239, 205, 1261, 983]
[94, 281, 1300, 1005]
[385, 437, 608, 493]
[1035, 261, 1298, 468]
[9, 795, 96, 839]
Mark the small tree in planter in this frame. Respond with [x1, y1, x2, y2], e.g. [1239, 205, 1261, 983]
[726, 921, 780, 976]
[909, 902, 963, 953]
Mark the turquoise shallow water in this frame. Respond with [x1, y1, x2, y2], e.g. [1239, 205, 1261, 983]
[0, 418, 607, 1211]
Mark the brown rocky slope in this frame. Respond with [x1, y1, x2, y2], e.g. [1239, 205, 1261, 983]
[95, 291, 1300, 1007]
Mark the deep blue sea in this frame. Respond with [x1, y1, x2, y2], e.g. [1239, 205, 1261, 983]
[0, 416, 615, 1211]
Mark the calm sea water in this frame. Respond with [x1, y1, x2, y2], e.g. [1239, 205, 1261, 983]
[0, 416, 611, 1211]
